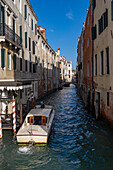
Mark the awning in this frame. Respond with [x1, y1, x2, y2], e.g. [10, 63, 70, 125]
[0, 84, 32, 91]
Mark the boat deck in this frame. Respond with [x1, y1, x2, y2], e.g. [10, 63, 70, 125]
[17, 125, 48, 136]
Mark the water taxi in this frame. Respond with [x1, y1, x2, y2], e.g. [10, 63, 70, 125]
[16, 105, 55, 144]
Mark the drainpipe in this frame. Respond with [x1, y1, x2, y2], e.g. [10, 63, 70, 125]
[92, 1, 94, 114]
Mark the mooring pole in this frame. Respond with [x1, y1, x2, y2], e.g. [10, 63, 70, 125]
[31, 90, 34, 109]
[12, 96, 16, 134]
[0, 113, 2, 138]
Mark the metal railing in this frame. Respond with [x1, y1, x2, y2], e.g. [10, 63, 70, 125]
[0, 23, 22, 48]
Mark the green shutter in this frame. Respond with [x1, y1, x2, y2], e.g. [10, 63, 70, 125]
[7, 52, 10, 69]
[20, 26, 22, 39]
[24, 5, 27, 20]
[13, 54, 16, 70]
[35, 24, 37, 35]
[25, 32, 27, 48]
[1, 49, 5, 68]
[32, 19, 33, 30]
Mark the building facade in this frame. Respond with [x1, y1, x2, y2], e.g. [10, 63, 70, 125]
[0, 0, 61, 124]
[60, 56, 72, 84]
[77, 25, 84, 95]
[92, 0, 113, 122]
[77, 0, 113, 124]
[83, 2, 92, 108]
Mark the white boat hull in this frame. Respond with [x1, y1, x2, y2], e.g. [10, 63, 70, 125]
[17, 135, 48, 144]
[17, 107, 55, 144]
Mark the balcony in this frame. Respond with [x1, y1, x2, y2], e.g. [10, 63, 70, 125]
[0, 23, 22, 49]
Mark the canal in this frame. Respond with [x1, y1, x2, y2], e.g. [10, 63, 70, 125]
[0, 85, 113, 170]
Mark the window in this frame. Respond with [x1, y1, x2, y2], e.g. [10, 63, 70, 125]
[24, 5, 27, 20]
[20, 58, 22, 71]
[100, 51, 104, 75]
[98, 9, 108, 35]
[7, 52, 11, 70]
[92, 24, 97, 40]
[32, 41, 35, 54]
[25, 32, 27, 48]
[31, 19, 33, 30]
[35, 24, 37, 35]
[20, 25, 22, 43]
[28, 13, 30, 26]
[33, 64, 36, 73]
[1, 49, 5, 69]
[107, 92, 109, 106]
[106, 47, 109, 74]
[92, 0, 96, 10]
[29, 37, 31, 51]
[95, 54, 97, 76]
[25, 60, 28, 72]
[104, 9, 108, 29]
[13, 54, 16, 70]
[29, 62, 32, 72]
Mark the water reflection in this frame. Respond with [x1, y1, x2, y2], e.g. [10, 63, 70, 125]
[0, 86, 113, 169]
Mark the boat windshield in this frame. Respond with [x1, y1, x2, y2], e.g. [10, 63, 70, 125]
[28, 116, 47, 126]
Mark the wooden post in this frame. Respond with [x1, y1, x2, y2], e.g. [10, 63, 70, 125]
[0, 113, 2, 138]
[12, 96, 16, 134]
[27, 89, 30, 101]
[31, 90, 34, 109]
[20, 103, 22, 126]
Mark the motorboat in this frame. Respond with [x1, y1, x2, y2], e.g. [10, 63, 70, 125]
[16, 105, 55, 144]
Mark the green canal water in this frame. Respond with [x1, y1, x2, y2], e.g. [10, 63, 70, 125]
[0, 85, 113, 170]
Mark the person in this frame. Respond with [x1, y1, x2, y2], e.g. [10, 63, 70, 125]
[40, 101, 45, 108]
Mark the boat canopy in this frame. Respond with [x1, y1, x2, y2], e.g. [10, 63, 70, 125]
[27, 109, 52, 118]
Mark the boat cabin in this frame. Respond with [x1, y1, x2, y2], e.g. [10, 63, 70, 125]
[28, 116, 47, 126]
[25, 108, 53, 126]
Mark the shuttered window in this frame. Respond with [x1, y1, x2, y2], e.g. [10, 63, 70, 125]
[35, 24, 37, 35]
[29, 62, 32, 72]
[92, 24, 97, 40]
[31, 19, 33, 30]
[33, 64, 36, 73]
[25, 32, 27, 48]
[32, 41, 35, 54]
[1, 49, 5, 68]
[24, 5, 27, 20]
[25, 60, 28, 72]
[106, 47, 109, 74]
[98, 9, 108, 35]
[13, 54, 16, 70]
[20, 58, 22, 71]
[100, 51, 104, 75]
[20, 25, 22, 39]
[29, 37, 31, 51]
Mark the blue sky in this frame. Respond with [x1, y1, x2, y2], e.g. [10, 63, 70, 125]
[31, 0, 90, 69]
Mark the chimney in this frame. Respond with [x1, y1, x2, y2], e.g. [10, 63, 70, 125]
[57, 48, 60, 56]
[46, 39, 48, 43]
